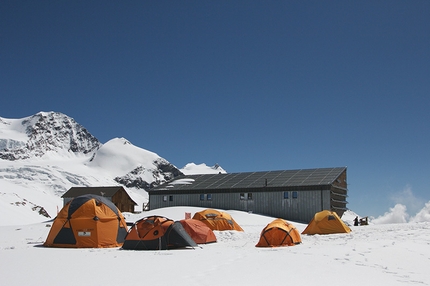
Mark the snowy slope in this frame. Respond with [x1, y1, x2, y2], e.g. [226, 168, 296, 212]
[0, 206, 430, 286]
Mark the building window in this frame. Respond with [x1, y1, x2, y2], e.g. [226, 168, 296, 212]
[163, 196, 167, 202]
[283, 192, 289, 199]
[169, 195, 173, 201]
[200, 194, 205, 201]
[207, 194, 212, 200]
[292, 191, 298, 199]
[240, 193, 252, 200]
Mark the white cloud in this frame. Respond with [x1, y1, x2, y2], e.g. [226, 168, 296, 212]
[371, 204, 409, 224]
[370, 198, 430, 224]
[410, 201, 430, 223]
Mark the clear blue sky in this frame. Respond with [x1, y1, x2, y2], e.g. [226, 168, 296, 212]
[1, 1, 429, 218]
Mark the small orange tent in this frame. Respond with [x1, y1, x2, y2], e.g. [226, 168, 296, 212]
[180, 219, 217, 244]
[44, 194, 128, 248]
[122, 215, 197, 250]
[302, 210, 351, 235]
[192, 209, 244, 231]
[256, 218, 302, 247]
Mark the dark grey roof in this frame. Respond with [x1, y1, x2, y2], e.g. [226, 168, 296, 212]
[62, 186, 128, 199]
[149, 167, 346, 192]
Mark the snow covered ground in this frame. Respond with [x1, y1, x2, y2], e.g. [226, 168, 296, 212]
[1, 206, 429, 286]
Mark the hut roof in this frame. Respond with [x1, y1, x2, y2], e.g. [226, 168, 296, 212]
[62, 186, 137, 205]
[149, 167, 346, 192]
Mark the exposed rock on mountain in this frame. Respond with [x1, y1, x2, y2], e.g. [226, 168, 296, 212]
[114, 159, 184, 189]
[0, 111, 100, 160]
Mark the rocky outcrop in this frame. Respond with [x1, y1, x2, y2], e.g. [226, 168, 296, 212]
[0, 112, 101, 160]
[114, 160, 184, 189]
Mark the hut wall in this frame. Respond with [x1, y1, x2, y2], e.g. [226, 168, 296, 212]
[149, 188, 332, 223]
[112, 190, 135, 213]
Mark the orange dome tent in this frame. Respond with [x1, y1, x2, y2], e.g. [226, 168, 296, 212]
[192, 209, 243, 231]
[44, 194, 128, 248]
[180, 219, 217, 244]
[122, 215, 197, 250]
[256, 218, 302, 247]
[302, 210, 351, 235]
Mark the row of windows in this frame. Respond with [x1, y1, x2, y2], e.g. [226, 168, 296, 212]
[284, 191, 298, 199]
[200, 194, 212, 201]
[164, 194, 216, 202]
[164, 191, 298, 202]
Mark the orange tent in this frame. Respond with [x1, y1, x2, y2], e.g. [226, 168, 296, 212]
[180, 219, 217, 244]
[44, 194, 128, 248]
[256, 218, 302, 247]
[192, 209, 243, 231]
[302, 210, 351, 235]
[122, 215, 197, 250]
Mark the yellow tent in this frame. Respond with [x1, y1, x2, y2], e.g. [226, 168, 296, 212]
[302, 210, 351, 235]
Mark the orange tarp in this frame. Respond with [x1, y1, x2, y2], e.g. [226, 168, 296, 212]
[180, 219, 217, 244]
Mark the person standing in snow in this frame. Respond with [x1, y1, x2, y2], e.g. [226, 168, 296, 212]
[354, 216, 359, 226]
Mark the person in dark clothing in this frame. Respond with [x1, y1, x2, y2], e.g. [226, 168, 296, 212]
[354, 216, 359, 226]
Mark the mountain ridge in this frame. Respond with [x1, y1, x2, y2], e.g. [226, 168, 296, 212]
[0, 111, 225, 224]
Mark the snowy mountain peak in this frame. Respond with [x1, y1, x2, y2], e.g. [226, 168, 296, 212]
[180, 163, 227, 175]
[0, 111, 226, 223]
[87, 137, 184, 189]
[0, 111, 101, 160]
